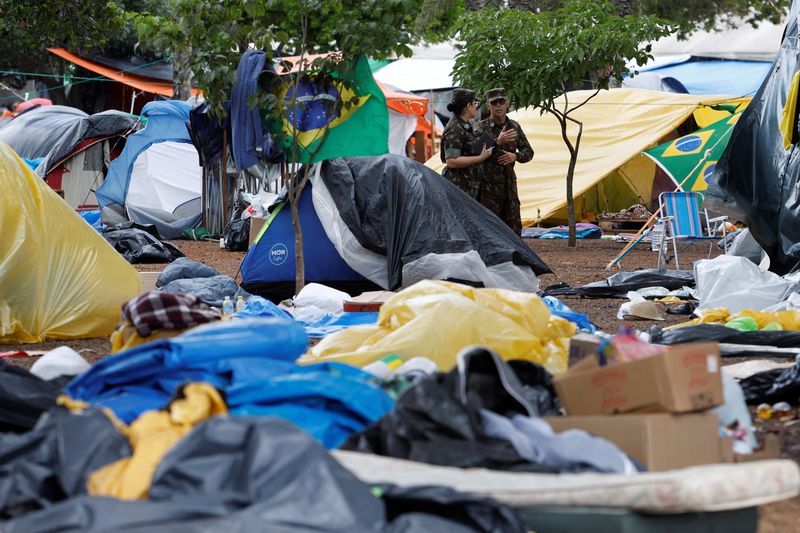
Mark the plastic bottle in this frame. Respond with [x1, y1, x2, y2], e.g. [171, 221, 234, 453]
[222, 296, 234, 317]
[235, 295, 246, 313]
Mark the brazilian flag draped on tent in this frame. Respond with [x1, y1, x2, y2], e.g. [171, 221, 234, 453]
[278, 54, 389, 163]
[643, 111, 742, 192]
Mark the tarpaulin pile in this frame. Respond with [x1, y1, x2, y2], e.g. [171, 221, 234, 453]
[0, 141, 140, 343]
[156, 258, 242, 308]
[66, 318, 393, 448]
[302, 280, 576, 374]
[343, 346, 636, 474]
[103, 222, 184, 264]
[0, 360, 65, 433]
[541, 269, 695, 299]
[2, 414, 527, 532]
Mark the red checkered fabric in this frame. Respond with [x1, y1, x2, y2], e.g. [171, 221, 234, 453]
[122, 291, 221, 337]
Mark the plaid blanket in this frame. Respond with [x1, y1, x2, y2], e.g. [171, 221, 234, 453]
[122, 292, 221, 337]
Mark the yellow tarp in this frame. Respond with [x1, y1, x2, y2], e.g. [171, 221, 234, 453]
[670, 308, 800, 331]
[426, 88, 748, 225]
[88, 383, 227, 500]
[300, 280, 575, 374]
[0, 141, 140, 343]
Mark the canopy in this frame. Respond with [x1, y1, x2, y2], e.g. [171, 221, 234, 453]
[426, 88, 747, 225]
[638, 60, 772, 97]
[650, 19, 784, 61]
[644, 111, 743, 191]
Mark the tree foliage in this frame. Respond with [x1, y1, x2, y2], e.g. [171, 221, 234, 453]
[453, 0, 671, 245]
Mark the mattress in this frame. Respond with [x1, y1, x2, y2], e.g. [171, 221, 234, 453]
[333, 451, 800, 513]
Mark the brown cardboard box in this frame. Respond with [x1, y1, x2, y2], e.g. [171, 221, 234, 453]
[249, 216, 266, 246]
[554, 342, 723, 415]
[547, 413, 722, 471]
[569, 333, 603, 361]
[343, 291, 396, 312]
[139, 272, 161, 295]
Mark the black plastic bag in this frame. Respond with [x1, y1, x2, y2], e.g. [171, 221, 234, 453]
[103, 223, 184, 264]
[223, 218, 250, 251]
[740, 359, 800, 405]
[650, 324, 800, 347]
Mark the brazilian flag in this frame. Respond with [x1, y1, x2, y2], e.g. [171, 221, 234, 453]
[643, 111, 742, 192]
[278, 54, 389, 163]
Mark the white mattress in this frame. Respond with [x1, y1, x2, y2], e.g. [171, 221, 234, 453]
[333, 451, 800, 513]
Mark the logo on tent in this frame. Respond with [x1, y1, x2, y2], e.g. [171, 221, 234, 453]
[269, 243, 289, 265]
[662, 130, 714, 157]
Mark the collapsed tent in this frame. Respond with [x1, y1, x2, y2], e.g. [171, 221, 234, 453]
[96, 100, 202, 239]
[708, 1, 800, 275]
[0, 105, 140, 208]
[241, 155, 550, 302]
[0, 141, 140, 343]
[426, 88, 747, 225]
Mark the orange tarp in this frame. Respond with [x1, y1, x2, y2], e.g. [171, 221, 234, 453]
[47, 48, 199, 97]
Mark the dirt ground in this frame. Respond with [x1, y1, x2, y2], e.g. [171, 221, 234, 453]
[2, 236, 798, 529]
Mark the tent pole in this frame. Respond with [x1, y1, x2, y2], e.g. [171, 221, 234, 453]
[129, 91, 139, 114]
[429, 89, 435, 158]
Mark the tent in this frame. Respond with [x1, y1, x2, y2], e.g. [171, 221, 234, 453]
[708, 0, 800, 275]
[96, 100, 202, 239]
[0, 105, 140, 208]
[241, 154, 550, 302]
[427, 88, 748, 225]
[0, 141, 140, 343]
[628, 60, 773, 97]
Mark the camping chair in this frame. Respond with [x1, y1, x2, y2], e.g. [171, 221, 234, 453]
[656, 191, 729, 269]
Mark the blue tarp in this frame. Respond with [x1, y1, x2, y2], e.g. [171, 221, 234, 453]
[542, 296, 596, 333]
[65, 318, 392, 447]
[640, 60, 772, 97]
[523, 223, 602, 240]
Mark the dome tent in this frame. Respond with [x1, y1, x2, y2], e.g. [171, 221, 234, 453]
[96, 100, 202, 239]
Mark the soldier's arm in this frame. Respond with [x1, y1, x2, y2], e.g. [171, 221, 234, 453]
[515, 124, 534, 163]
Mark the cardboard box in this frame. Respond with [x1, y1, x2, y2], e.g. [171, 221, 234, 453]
[569, 333, 603, 361]
[249, 216, 266, 246]
[139, 271, 161, 294]
[554, 342, 723, 415]
[343, 291, 396, 312]
[547, 413, 722, 471]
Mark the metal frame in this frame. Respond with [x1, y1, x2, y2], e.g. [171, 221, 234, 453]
[657, 191, 729, 269]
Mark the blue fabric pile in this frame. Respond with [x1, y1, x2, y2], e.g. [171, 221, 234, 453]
[66, 318, 393, 448]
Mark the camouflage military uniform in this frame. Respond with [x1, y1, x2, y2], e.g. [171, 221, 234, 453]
[479, 117, 533, 234]
[440, 116, 483, 200]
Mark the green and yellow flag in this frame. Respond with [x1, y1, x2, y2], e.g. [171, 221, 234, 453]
[278, 54, 388, 163]
[643, 111, 742, 192]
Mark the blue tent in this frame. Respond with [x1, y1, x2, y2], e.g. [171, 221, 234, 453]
[96, 100, 202, 238]
[240, 184, 376, 302]
[640, 60, 772, 96]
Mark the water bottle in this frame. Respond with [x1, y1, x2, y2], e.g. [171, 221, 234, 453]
[222, 296, 234, 317]
[235, 295, 246, 313]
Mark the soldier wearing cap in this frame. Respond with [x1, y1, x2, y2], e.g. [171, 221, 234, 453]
[480, 87, 533, 234]
[440, 88, 493, 200]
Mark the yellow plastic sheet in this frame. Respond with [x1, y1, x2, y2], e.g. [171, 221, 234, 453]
[300, 280, 574, 374]
[87, 383, 227, 500]
[670, 308, 800, 331]
[426, 89, 750, 225]
[0, 142, 140, 343]
[781, 71, 800, 150]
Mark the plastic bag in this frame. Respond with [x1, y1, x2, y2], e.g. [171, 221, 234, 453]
[301, 280, 574, 374]
[294, 283, 351, 314]
[29, 346, 90, 381]
[223, 218, 250, 251]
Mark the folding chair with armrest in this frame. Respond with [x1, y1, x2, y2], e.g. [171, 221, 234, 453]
[657, 191, 729, 269]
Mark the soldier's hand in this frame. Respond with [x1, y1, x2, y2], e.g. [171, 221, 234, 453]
[479, 144, 493, 160]
[497, 150, 517, 165]
[496, 126, 517, 144]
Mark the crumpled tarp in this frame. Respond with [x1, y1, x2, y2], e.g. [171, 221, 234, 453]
[670, 308, 800, 331]
[542, 296, 596, 333]
[541, 269, 694, 298]
[156, 258, 219, 287]
[66, 318, 393, 447]
[88, 383, 227, 500]
[522, 223, 602, 239]
[0, 142, 140, 343]
[103, 223, 184, 264]
[3, 416, 526, 533]
[0, 361, 63, 433]
[159, 275, 239, 309]
[650, 324, 800, 348]
[0, 407, 131, 519]
[302, 280, 574, 374]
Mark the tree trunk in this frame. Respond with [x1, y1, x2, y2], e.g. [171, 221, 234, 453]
[564, 119, 584, 248]
[172, 46, 193, 100]
[291, 180, 306, 296]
